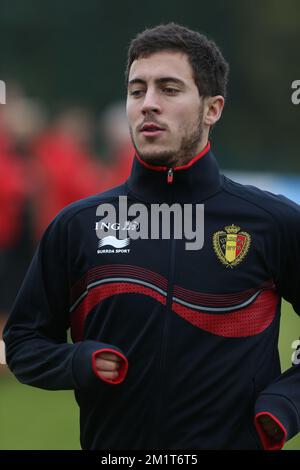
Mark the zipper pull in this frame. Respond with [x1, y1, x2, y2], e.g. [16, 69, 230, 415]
[167, 168, 174, 184]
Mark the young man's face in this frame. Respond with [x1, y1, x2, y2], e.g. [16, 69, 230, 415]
[126, 51, 206, 167]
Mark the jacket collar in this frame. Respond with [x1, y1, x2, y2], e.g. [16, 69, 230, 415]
[126, 141, 223, 203]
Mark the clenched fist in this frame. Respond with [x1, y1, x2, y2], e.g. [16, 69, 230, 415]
[92, 348, 129, 384]
[94, 351, 123, 381]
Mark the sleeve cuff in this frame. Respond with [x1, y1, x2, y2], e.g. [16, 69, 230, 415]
[254, 412, 287, 450]
[72, 340, 127, 389]
[254, 393, 300, 447]
[92, 348, 128, 384]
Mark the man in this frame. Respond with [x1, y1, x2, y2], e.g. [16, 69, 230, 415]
[4, 23, 300, 450]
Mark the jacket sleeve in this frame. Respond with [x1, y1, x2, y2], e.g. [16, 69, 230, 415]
[3, 211, 128, 391]
[254, 196, 300, 448]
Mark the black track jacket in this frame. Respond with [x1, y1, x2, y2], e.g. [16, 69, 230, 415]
[4, 142, 300, 450]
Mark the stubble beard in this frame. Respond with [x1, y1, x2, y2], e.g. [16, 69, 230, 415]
[130, 109, 204, 167]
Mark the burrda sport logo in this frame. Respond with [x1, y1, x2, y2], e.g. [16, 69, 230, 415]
[96, 220, 139, 254]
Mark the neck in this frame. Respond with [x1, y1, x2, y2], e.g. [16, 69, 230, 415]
[136, 137, 209, 169]
[172, 138, 209, 167]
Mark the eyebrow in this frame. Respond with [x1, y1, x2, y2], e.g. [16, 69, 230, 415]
[128, 77, 186, 87]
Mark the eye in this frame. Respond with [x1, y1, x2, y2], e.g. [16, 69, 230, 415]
[162, 87, 179, 95]
[129, 89, 144, 97]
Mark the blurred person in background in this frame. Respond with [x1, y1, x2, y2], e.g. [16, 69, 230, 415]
[0, 84, 45, 339]
[31, 107, 106, 240]
[98, 101, 134, 189]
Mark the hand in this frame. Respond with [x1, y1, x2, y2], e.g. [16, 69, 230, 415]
[94, 351, 122, 381]
[257, 414, 285, 443]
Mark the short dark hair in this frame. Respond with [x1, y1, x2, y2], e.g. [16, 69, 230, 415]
[125, 23, 229, 99]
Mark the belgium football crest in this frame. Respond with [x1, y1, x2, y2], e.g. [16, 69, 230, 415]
[213, 224, 251, 268]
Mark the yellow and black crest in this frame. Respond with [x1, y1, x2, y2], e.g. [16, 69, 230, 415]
[213, 224, 251, 268]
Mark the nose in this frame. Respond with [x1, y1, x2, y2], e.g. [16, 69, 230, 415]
[141, 88, 161, 114]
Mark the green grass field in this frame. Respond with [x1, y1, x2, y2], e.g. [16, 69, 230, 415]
[0, 300, 299, 450]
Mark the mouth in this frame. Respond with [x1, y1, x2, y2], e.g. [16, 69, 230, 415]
[139, 122, 166, 138]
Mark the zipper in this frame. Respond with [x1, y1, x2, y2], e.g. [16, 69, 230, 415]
[155, 172, 176, 447]
[167, 168, 174, 184]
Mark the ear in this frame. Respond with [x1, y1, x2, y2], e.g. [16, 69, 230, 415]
[203, 95, 225, 127]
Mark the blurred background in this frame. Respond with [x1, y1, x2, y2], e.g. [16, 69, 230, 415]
[0, 0, 300, 450]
